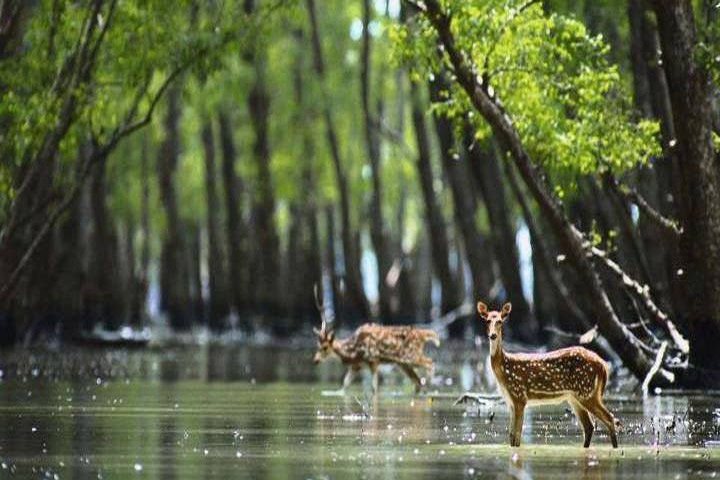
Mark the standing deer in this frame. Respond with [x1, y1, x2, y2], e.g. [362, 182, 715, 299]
[478, 301, 619, 448]
[312, 292, 439, 394]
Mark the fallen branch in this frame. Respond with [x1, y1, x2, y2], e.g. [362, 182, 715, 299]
[642, 340, 669, 396]
[590, 246, 689, 354]
[431, 302, 475, 331]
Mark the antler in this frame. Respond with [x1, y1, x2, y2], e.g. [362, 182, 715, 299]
[313, 284, 332, 334]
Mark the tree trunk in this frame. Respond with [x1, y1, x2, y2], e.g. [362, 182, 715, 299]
[466, 133, 535, 341]
[627, 0, 653, 116]
[89, 158, 125, 330]
[653, 0, 720, 377]
[187, 220, 203, 323]
[641, 7, 687, 320]
[244, 24, 281, 318]
[138, 131, 150, 324]
[408, 80, 462, 319]
[360, 0, 391, 319]
[201, 119, 229, 331]
[306, 0, 369, 320]
[157, 86, 192, 330]
[292, 29, 323, 326]
[218, 110, 249, 325]
[325, 205, 342, 327]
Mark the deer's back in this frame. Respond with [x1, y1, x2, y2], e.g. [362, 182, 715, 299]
[502, 347, 608, 401]
[345, 324, 434, 366]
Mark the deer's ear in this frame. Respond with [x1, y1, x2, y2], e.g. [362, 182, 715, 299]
[501, 302, 512, 319]
[327, 330, 335, 342]
[477, 301, 489, 319]
[313, 327, 321, 336]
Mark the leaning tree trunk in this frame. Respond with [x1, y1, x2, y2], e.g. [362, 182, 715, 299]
[415, 0, 671, 384]
[201, 119, 230, 331]
[218, 109, 250, 325]
[306, 0, 369, 320]
[653, 0, 720, 379]
[466, 134, 535, 341]
[360, 0, 391, 319]
[408, 80, 462, 322]
[157, 86, 192, 330]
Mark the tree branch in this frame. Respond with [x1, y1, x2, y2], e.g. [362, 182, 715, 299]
[604, 173, 682, 237]
[590, 246, 689, 354]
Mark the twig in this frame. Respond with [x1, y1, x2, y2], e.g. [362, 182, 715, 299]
[642, 341, 670, 396]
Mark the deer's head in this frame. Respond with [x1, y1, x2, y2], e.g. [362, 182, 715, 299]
[313, 286, 336, 364]
[477, 301, 512, 353]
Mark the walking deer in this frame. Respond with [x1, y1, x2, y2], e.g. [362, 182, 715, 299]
[478, 301, 619, 448]
[313, 293, 439, 394]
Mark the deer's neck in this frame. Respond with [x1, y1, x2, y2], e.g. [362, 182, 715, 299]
[489, 340, 507, 382]
[331, 338, 352, 362]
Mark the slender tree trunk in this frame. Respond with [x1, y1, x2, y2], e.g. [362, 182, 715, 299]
[139, 132, 150, 324]
[653, 0, 720, 377]
[391, 185, 416, 321]
[628, 0, 653, 116]
[157, 86, 192, 330]
[466, 133, 535, 341]
[218, 110, 249, 325]
[201, 119, 229, 331]
[325, 205, 342, 326]
[89, 158, 125, 330]
[408, 80, 462, 319]
[187, 220, 203, 323]
[306, 0, 369, 320]
[292, 28, 323, 325]
[360, 0, 391, 319]
[244, 0, 281, 318]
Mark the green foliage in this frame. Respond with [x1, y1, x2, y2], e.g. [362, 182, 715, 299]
[391, 0, 661, 189]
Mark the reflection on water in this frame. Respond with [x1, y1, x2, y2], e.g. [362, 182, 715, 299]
[0, 343, 718, 480]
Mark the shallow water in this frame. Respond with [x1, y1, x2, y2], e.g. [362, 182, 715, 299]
[0, 343, 718, 479]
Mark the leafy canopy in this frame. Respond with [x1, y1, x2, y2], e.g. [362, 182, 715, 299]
[391, 0, 661, 186]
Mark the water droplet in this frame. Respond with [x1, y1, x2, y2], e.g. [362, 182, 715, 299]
[133, 463, 143, 472]
[96, 377, 102, 385]
[236, 451, 242, 458]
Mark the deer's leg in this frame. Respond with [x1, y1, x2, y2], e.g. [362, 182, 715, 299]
[370, 363, 380, 395]
[400, 364, 422, 393]
[569, 400, 594, 448]
[582, 399, 618, 448]
[342, 364, 359, 391]
[510, 401, 525, 447]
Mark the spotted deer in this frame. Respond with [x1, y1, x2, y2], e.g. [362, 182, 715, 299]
[478, 301, 619, 448]
[313, 293, 439, 394]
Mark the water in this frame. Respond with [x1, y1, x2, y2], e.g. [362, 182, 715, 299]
[0, 343, 718, 479]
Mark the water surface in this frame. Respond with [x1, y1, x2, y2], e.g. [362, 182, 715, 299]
[0, 344, 718, 479]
